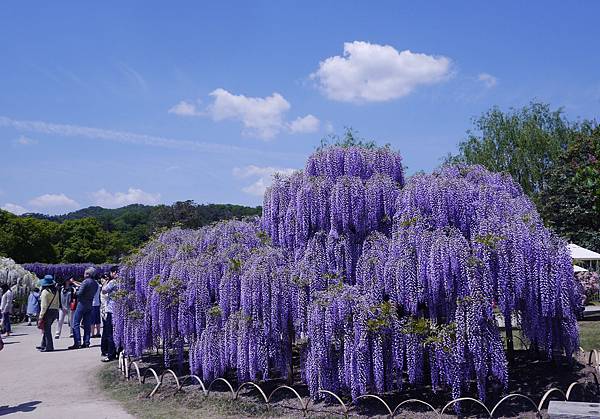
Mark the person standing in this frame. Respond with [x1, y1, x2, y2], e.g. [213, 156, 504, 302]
[1, 284, 13, 337]
[91, 277, 102, 338]
[68, 281, 77, 337]
[55, 279, 74, 339]
[37, 275, 59, 352]
[69, 267, 98, 350]
[100, 266, 118, 361]
[26, 288, 41, 326]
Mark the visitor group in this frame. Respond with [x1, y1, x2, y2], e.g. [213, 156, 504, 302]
[0, 266, 118, 361]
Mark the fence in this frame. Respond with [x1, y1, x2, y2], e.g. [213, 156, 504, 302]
[114, 347, 600, 418]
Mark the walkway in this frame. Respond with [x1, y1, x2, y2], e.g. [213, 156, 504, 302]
[0, 323, 132, 418]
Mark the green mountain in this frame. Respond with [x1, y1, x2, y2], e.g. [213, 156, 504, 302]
[1, 201, 261, 264]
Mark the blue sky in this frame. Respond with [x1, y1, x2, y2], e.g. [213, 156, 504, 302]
[1, 1, 599, 215]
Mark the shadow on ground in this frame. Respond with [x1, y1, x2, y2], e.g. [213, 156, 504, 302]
[0, 401, 41, 416]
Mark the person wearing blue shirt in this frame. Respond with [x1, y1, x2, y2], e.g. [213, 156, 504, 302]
[26, 288, 41, 326]
[68, 267, 99, 350]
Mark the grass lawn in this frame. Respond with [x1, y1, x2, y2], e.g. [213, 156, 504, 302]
[578, 320, 600, 351]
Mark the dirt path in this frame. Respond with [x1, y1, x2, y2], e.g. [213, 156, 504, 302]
[0, 323, 132, 418]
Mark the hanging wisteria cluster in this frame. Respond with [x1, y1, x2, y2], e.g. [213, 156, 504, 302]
[114, 146, 581, 403]
[23, 262, 116, 281]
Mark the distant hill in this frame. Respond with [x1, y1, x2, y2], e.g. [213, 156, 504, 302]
[23, 204, 155, 223]
[20, 201, 262, 247]
[1, 201, 261, 264]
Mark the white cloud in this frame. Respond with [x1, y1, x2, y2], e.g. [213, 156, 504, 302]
[288, 114, 320, 134]
[206, 88, 291, 139]
[118, 63, 148, 91]
[91, 187, 161, 208]
[242, 178, 270, 196]
[0, 116, 265, 155]
[29, 193, 79, 209]
[478, 73, 497, 88]
[1, 203, 28, 215]
[233, 165, 296, 196]
[13, 136, 38, 146]
[311, 41, 452, 103]
[168, 100, 200, 116]
[170, 89, 321, 139]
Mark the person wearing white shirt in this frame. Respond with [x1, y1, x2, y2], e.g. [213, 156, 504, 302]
[1, 284, 14, 337]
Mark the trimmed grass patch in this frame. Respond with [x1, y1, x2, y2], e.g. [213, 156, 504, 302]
[579, 320, 600, 351]
[95, 365, 295, 419]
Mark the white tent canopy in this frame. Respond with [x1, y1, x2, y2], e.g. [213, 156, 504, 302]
[569, 244, 600, 261]
[574, 264, 588, 272]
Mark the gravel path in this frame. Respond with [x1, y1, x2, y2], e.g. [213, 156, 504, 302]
[0, 323, 132, 418]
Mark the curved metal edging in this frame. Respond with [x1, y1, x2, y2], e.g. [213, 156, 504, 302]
[207, 377, 235, 398]
[268, 385, 308, 415]
[352, 394, 393, 417]
[515, 336, 529, 351]
[143, 367, 162, 398]
[589, 349, 600, 368]
[490, 394, 540, 418]
[317, 390, 348, 418]
[160, 369, 181, 390]
[565, 381, 585, 401]
[391, 398, 438, 416]
[124, 356, 131, 380]
[537, 388, 566, 411]
[176, 374, 207, 395]
[235, 382, 269, 406]
[129, 361, 142, 384]
[441, 397, 492, 417]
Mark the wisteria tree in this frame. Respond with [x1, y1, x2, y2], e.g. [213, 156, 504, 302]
[114, 145, 581, 403]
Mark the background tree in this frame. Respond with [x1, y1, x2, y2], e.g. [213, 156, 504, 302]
[540, 124, 600, 250]
[0, 201, 261, 263]
[318, 127, 381, 150]
[448, 102, 576, 197]
[0, 211, 58, 262]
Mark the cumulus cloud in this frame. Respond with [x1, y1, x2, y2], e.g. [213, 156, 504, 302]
[170, 89, 320, 139]
[29, 193, 79, 210]
[91, 187, 161, 208]
[13, 136, 38, 146]
[478, 73, 498, 88]
[233, 165, 296, 196]
[311, 41, 452, 103]
[206, 89, 291, 139]
[288, 114, 320, 134]
[1, 203, 28, 215]
[168, 100, 201, 116]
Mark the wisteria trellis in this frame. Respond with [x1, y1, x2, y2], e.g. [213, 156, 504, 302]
[114, 146, 581, 402]
[23, 262, 117, 281]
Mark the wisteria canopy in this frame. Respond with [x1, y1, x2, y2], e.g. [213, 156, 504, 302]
[114, 146, 581, 401]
